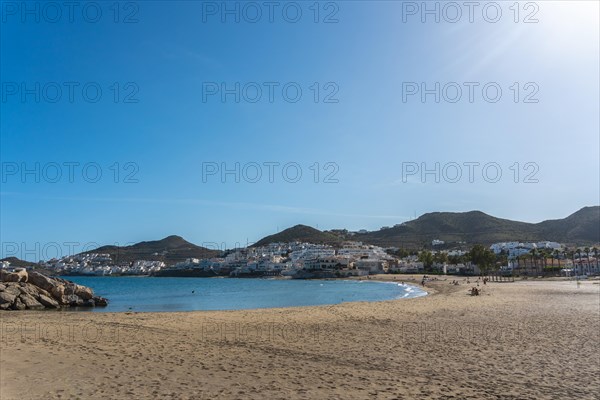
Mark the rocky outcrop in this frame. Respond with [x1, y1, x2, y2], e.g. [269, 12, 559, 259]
[0, 270, 108, 311]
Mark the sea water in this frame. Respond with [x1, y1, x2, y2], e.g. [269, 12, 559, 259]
[63, 277, 427, 312]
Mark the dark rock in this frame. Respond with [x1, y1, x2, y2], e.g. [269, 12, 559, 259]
[55, 295, 70, 306]
[67, 294, 84, 307]
[10, 297, 26, 310]
[94, 296, 109, 307]
[81, 299, 95, 307]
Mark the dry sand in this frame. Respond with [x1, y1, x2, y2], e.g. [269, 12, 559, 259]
[1, 276, 599, 399]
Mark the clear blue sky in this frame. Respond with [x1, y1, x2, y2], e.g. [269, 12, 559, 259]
[1, 1, 599, 260]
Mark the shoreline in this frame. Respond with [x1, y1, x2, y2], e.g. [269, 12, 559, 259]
[1, 278, 598, 399]
[53, 277, 430, 314]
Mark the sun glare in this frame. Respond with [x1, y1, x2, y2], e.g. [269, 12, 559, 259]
[540, 1, 599, 50]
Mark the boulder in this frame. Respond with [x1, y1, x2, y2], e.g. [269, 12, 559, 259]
[74, 284, 93, 300]
[27, 271, 58, 292]
[17, 284, 39, 298]
[2, 271, 107, 310]
[19, 293, 44, 310]
[0, 291, 17, 305]
[26, 273, 70, 304]
[1, 269, 28, 283]
[51, 284, 66, 299]
[3, 285, 21, 297]
[38, 294, 60, 308]
[55, 295, 70, 306]
[94, 296, 109, 307]
[66, 294, 84, 307]
[10, 297, 26, 310]
[81, 299, 95, 307]
[34, 286, 52, 299]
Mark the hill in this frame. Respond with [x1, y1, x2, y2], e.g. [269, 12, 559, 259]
[84, 235, 221, 265]
[352, 206, 600, 248]
[537, 206, 600, 244]
[0, 257, 39, 268]
[0, 257, 59, 275]
[253, 225, 343, 247]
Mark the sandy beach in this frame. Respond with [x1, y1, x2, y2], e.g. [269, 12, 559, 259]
[1, 276, 599, 399]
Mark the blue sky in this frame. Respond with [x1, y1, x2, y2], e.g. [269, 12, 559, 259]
[1, 1, 599, 260]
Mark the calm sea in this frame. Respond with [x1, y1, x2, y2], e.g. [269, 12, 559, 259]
[63, 276, 427, 312]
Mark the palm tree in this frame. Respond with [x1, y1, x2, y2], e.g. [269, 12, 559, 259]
[593, 247, 599, 273]
[418, 251, 434, 273]
[519, 253, 528, 274]
[530, 248, 537, 275]
[568, 249, 575, 274]
[554, 249, 561, 272]
[584, 247, 591, 275]
[540, 249, 548, 275]
[534, 248, 544, 275]
[576, 249, 583, 275]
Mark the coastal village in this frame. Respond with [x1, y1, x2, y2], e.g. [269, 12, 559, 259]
[3, 239, 599, 279]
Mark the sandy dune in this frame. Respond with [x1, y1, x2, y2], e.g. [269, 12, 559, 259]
[1, 277, 599, 399]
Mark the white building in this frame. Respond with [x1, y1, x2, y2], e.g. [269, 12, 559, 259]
[354, 259, 387, 274]
[303, 257, 339, 271]
[445, 249, 467, 257]
[573, 258, 599, 276]
[290, 246, 335, 261]
[490, 241, 561, 259]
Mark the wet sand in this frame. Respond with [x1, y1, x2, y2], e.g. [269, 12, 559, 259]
[1, 276, 599, 399]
